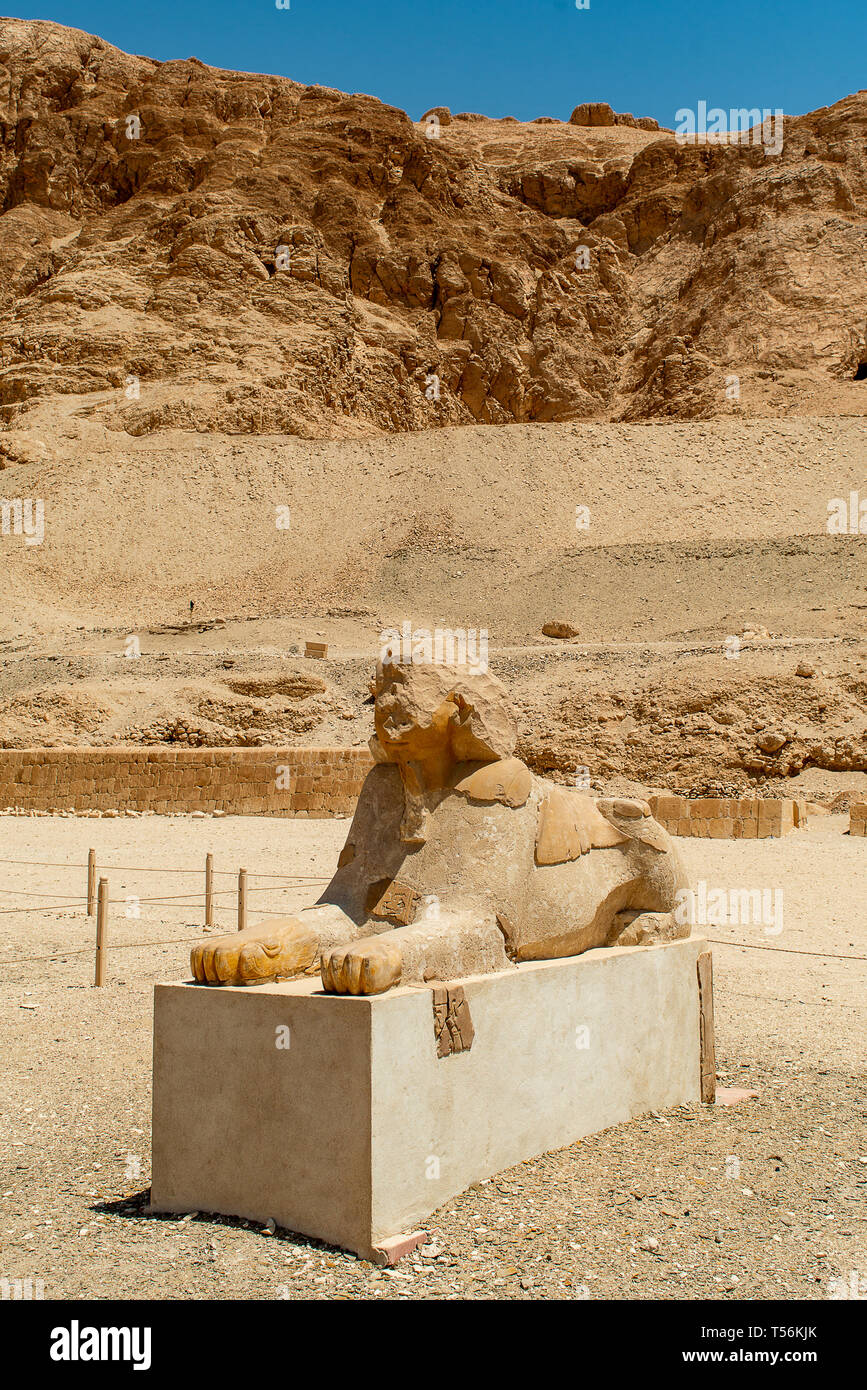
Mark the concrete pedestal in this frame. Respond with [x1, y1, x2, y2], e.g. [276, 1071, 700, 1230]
[151, 936, 708, 1259]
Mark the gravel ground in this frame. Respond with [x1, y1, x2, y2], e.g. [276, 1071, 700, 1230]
[0, 812, 864, 1301]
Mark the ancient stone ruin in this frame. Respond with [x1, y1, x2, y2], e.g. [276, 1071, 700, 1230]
[191, 660, 690, 992]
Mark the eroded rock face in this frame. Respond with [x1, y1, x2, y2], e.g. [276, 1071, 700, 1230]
[569, 102, 617, 127]
[1, 17, 865, 436]
[521, 666, 867, 790]
[372, 659, 518, 770]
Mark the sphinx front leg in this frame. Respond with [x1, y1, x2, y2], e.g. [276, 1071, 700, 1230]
[191, 916, 319, 986]
[320, 912, 512, 995]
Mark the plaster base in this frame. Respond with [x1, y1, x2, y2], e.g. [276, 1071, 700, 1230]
[151, 936, 707, 1259]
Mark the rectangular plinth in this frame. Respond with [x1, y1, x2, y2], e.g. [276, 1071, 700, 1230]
[152, 936, 707, 1259]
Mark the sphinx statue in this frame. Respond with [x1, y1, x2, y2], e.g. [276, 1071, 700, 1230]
[190, 660, 690, 994]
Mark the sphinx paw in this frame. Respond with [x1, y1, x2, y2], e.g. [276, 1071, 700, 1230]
[320, 937, 402, 995]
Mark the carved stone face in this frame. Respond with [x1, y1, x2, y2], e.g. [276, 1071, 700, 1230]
[371, 659, 517, 770]
[373, 662, 457, 761]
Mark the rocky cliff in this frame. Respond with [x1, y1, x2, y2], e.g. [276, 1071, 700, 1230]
[1, 16, 865, 448]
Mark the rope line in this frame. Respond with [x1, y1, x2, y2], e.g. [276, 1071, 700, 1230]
[0, 856, 329, 879]
[0, 888, 88, 898]
[704, 938, 866, 961]
[3, 928, 864, 965]
[0, 886, 322, 906]
[0, 858, 98, 868]
[0, 897, 314, 913]
[0, 935, 206, 965]
[0, 902, 87, 914]
[0, 913, 317, 965]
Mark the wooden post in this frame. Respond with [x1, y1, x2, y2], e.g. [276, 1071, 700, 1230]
[238, 868, 247, 932]
[94, 877, 109, 987]
[87, 848, 96, 916]
[205, 853, 214, 928]
[697, 951, 716, 1104]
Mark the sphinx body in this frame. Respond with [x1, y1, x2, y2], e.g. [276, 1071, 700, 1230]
[191, 660, 690, 993]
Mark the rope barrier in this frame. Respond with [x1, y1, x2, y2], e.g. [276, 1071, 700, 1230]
[0, 883, 322, 903]
[0, 858, 97, 868]
[704, 938, 867, 961]
[0, 857, 330, 878]
[0, 901, 87, 914]
[0, 897, 315, 914]
[109, 888, 305, 903]
[0, 935, 208, 966]
[210, 870, 329, 880]
[0, 909, 318, 965]
[105, 892, 313, 905]
[5, 936, 864, 968]
[0, 888, 89, 898]
[0, 843, 332, 977]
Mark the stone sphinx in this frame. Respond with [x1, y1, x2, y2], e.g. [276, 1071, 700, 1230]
[191, 660, 690, 994]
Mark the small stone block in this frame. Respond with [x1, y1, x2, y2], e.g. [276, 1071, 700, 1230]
[372, 1231, 430, 1267]
[708, 818, 733, 838]
[715, 1087, 760, 1106]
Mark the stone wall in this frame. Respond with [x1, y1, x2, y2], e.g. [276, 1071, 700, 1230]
[0, 747, 374, 817]
[649, 795, 806, 838]
[850, 802, 867, 836]
[0, 753, 829, 833]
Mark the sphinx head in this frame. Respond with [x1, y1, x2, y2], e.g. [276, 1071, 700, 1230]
[370, 660, 516, 840]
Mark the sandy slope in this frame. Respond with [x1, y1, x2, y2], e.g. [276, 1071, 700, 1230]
[3, 415, 866, 633]
[2, 417, 866, 793]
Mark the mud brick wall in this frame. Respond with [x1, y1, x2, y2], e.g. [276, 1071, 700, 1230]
[649, 795, 806, 839]
[0, 747, 374, 816]
[850, 802, 867, 836]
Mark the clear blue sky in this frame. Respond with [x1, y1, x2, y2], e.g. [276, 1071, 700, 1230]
[8, 1, 865, 124]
